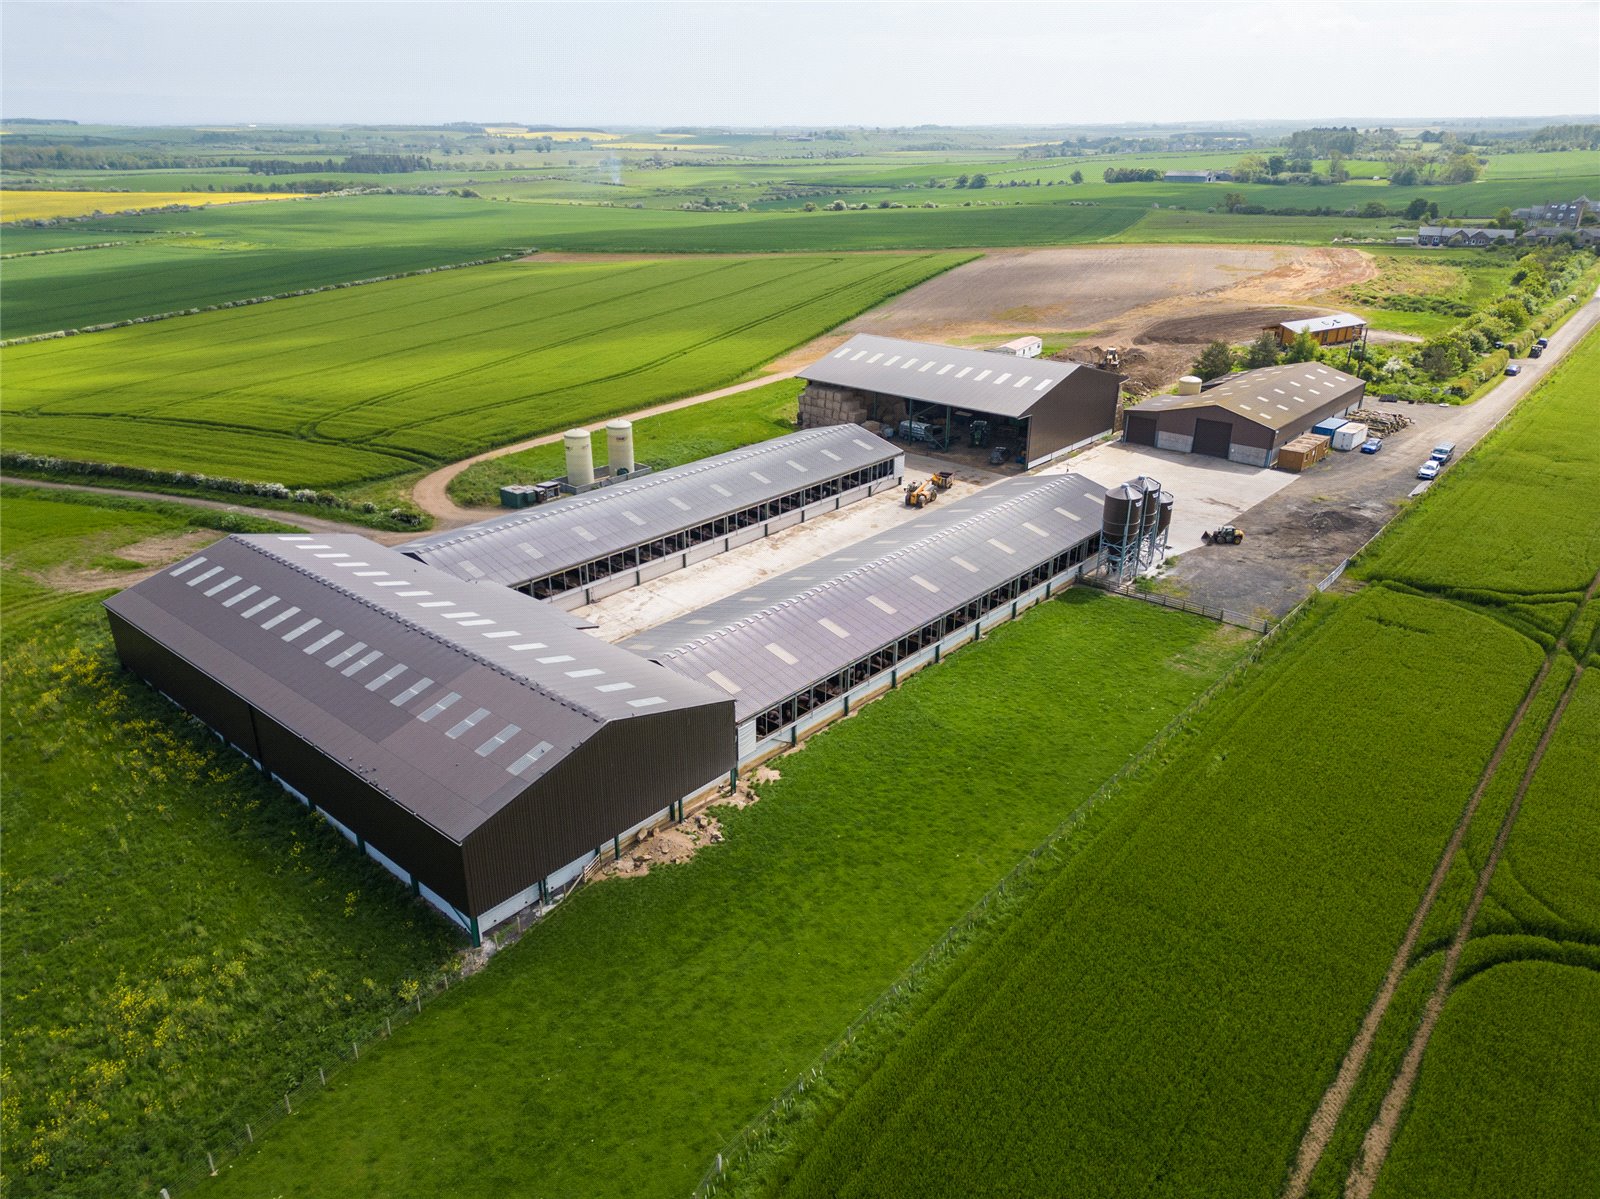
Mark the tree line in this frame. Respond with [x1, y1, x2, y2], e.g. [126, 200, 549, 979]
[249, 154, 432, 175]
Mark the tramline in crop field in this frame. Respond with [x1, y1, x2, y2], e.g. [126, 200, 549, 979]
[1, 252, 965, 488]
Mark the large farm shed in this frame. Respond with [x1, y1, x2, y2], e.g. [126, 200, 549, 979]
[402, 426, 902, 608]
[626, 474, 1106, 762]
[796, 335, 1120, 467]
[1123, 363, 1365, 468]
[104, 534, 733, 941]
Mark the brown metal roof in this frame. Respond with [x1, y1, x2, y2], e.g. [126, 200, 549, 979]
[104, 534, 728, 844]
[1132, 363, 1364, 432]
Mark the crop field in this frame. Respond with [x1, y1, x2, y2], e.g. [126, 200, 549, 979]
[0, 190, 307, 222]
[1370, 963, 1600, 1199]
[2, 253, 962, 488]
[1351, 330, 1600, 597]
[746, 587, 1541, 1199]
[448, 376, 804, 507]
[0, 491, 461, 1198]
[143, 594, 1252, 1199]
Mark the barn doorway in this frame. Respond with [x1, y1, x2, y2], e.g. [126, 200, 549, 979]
[1192, 418, 1232, 459]
[1124, 413, 1157, 447]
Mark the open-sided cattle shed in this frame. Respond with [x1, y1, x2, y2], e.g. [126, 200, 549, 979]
[625, 474, 1106, 761]
[1122, 363, 1365, 468]
[401, 425, 902, 608]
[104, 534, 733, 941]
[797, 335, 1120, 466]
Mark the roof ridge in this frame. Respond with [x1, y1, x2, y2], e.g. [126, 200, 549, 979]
[240, 536, 609, 727]
[653, 477, 1085, 657]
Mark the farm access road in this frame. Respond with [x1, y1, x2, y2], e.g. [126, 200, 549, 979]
[1162, 283, 1600, 619]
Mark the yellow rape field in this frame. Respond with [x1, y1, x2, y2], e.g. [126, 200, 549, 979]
[0, 190, 306, 222]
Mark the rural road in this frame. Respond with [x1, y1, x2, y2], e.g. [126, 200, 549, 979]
[1165, 284, 1600, 616]
[409, 371, 798, 529]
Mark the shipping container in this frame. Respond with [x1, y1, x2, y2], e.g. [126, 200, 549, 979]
[1275, 434, 1331, 473]
[1331, 422, 1369, 452]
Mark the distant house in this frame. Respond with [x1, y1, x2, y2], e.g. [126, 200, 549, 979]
[989, 335, 1043, 359]
[1417, 226, 1517, 247]
[1164, 170, 1215, 183]
[1522, 225, 1600, 247]
[1511, 196, 1590, 227]
[1271, 312, 1367, 348]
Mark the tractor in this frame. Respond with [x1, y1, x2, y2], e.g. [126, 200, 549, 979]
[1202, 526, 1244, 545]
[904, 478, 940, 508]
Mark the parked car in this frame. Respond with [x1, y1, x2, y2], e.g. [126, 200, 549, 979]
[1537, 337, 1550, 349]
[1505, 363, 1521, 376]
[1430, 442, 1456, 463]
[1418, 460, 1441, 480]
[1529, 346, 1543, 358]
[1360, 438, 1383, 454]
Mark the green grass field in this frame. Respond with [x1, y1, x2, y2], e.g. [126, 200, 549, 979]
[1352, 331, 1600, 597]
[165, 593, 1251, 1199]
[2, 253, 962, 489]
[447, 377, 804, 507]
[0, 490, 462, 1198]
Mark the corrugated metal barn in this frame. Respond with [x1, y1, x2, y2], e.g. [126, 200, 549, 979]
[797, 335, 1120, 467]
[1122, 363, 1365, 467]
[104, 534, 734, 941]
[626, 474, 1105, 762]
[401, 425, 902, 608]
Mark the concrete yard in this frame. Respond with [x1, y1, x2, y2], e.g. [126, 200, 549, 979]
[574, 471, 986, 643]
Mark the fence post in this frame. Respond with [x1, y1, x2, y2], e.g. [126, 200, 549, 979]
[319, 1066, 326, 1086]
[386, 1017, 393, 1037]
[285, 1093, 293, 1115]
[353, 1040, 359, 1060]
[208, 1152, 217, 1176]
[246, 1122, 253, 1143]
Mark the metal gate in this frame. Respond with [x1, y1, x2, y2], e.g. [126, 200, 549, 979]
[1124, 413, 1157, 447]
[1192, 417, 1232, 458]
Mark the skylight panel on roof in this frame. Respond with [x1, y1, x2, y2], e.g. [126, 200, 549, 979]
[988, 538, 1015, 554]
[975, 370, 992, 382]
[390, 677, 433, 707]
[446, 708, 490, 739]
[1023, 522, 1049, 537]
[575, 526, 596, 542]
[203, 574, 241, 598]
[441, 611, 479, 620]
[566, 668, 603, 678]
[395, 589, 430, 597]
[304, 630, 342, 655]
[1014, 376, 1031, 388]
[223, 585, 260, 609]
[596, 681, 635, 693]
[518, 543, 543, 560]
[818, 618, 851, 639]
[901, 358, 917, 369]
[851, 350, 868, 360]
[624, 511, 646, 526]
[765, 642, 799, 665]
[476, 724, 520, 757]
[331, 561, 370, 569]
[419, 600, 453, 608]
[1054, 507, 1079, 521]
[281, 617, 320, 643]
[365, 664, 406, 692]
[868, 353, 883, 363]
[628, 697, 667, 709]
[457, 619, 494, 628]
[938, 364, 954, 375]
[833, 348, 851, 358]
[341, 650, 382, 677]
[313, 552, 347, 559]
[169, 557, 207, 578]
[260, 605, 300, 630]
[956, 367, 972, 378]
[507, 741, 554, 777]
[711, 484, 732, 497]
[510, 642, 548, 651]
[355, 571, 387, 578]
[911, 575, 940, 593]
[326, 641, 366, 668]
[751, 471, 771, 484]
[867, 595, 897, 614]
[1035, 379, 1053, 390]
[670, 497, 691, 511]
[537, 654, 575, 665]
[706, 670, 742, 695]
[187, 566, 223, 588]
[417, 692, 460, 723]
[788, 459, 807, 472]
[821, 449, 841, 462]
[482, 630, 521, 639]
[993, 373, 1011, 385]
[919, 361, 935, 371]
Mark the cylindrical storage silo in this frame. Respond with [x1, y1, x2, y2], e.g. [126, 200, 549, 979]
[1177, 375, 1202, 396]
[564, 429, 595, 487]
[1136, 476, 1163, 539]
[1158, 491, 1174, 535]
[1101, 482, 1144, 547]
[606, 419, 635, 475]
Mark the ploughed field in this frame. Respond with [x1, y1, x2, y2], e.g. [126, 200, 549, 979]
[717, 330, 1600, 1199]
[1, 252, 964, 488]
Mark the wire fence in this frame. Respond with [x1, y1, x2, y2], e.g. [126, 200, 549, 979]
[1081, 575, 1270, 632]
[691, 583, 1324, 1197]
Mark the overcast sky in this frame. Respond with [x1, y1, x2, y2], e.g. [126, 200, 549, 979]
[3, 1, 1597, 128]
